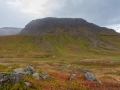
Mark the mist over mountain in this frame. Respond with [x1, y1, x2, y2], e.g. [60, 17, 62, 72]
[0, 27, 22, 36]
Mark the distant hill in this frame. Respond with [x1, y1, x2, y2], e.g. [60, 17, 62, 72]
[0, 27, 22, 36]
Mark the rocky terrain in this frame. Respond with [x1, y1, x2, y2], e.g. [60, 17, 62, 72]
[0, 60, 119, 90]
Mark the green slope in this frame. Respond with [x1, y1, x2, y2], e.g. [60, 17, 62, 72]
[0, 34, 120, 60]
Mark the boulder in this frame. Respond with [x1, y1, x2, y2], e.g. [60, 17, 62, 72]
[0, 73, 9, 85]
[0, 73, 23, 85]
[85, 72, 96, 81]
[85, 72, 101, 83]
[9, 73, 23, 83]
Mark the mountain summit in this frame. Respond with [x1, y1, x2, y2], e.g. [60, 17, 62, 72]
[20, 17, 116, 35]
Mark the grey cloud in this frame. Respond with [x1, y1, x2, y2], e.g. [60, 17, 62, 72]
[0, 0, 120, 28]
[50, 0, 120, 26]
[0, 0, 34, 28]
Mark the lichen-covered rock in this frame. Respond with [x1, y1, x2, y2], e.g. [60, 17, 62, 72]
[13, 66, 34, 75]
[9, 73, 23, 83]
[0, 73, 9, 85]
[13, 68, 25, 74]
[24, 66, 34, 74]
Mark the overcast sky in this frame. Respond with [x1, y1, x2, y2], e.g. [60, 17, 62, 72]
[0, 0, 120, 32]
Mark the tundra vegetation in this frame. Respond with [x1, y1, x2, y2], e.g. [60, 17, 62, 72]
[0, 34, 119, 90]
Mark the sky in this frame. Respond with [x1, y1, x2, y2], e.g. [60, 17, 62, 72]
[0, 0, 120, 32]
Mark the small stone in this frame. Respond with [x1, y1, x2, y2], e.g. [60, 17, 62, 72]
[25, 82, 32, 87]
[42, 71, 47, 75]
[32, 73, 39, 81]
[95, 78, 102, 83]
[53, 56, 56, 58]
[8, 66, 13, 69]
[72, 74, 76, 77]
[77, 66, 81, 69]
[115, 78, 120, 82]
[69, 74, 76, 81]
[41, 71, 47, 80]
[81, 69, 90, 73]
[42, 75, 47, 80]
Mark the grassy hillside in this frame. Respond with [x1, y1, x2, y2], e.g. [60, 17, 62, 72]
[0, 33, 120, 60]
[0, 34, 120, 90]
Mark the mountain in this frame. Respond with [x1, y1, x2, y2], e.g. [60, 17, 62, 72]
[20, 17, 119, 50]
[0, 27, 22, 36]
[20, 17, 116, 35]
[0, 17, 119, 58]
